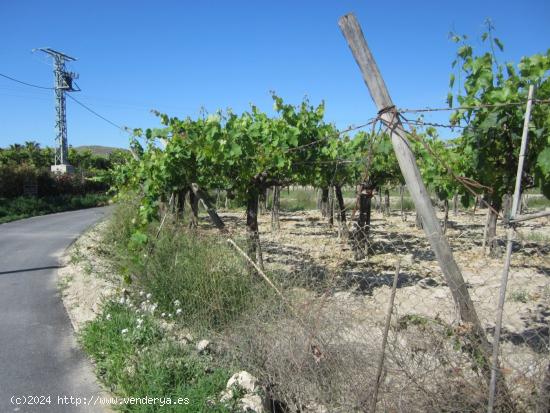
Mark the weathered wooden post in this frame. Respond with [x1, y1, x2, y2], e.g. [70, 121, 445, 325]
[338, 13, 518, 409]
[190, 183, 226, 232]
[400, 184, 405, 220]
[487, 85, 535, 413]
[271, 186, 280, 231]
[338, 9, 490, 358]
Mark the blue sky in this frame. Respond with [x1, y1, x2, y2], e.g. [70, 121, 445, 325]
[1, 0, 549, 149]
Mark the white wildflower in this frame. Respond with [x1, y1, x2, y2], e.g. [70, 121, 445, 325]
[139, 291, 145, 296]
[161, 312, 166, 318]
[105, 314, 111, 320]
[146, 293, 152, 300]
[119, 297, 125, 305]
[168, 313, 173, 318]
[175, 308, 182, 315]
[121, 328, 128, 335]
[173, 299, 181, 307]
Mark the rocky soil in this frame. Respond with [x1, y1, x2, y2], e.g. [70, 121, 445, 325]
[213, 206, 549, 405]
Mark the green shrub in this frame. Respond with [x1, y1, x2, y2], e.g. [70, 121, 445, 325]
[0, 162, 108, 198]
[0, 194, 109, 224]
[107, 203, 269, 333]
[80, 301, 230, 412]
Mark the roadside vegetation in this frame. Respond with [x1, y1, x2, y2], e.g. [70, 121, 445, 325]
[76, 202, 276, 412]
[80, 301, 233, 413]
[0, 193, 110, 223]
[0, 141, 129, 223]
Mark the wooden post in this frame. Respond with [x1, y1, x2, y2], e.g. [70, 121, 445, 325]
[190, 183, 226, 232]
[482, 208, 490, 253]
[271, 186, 280, 231]
[453, 193, 458, 215]
[400, 185, 405, 221]
[509, 209, 550, 223]
[328, 186, 335, 226]
[511, 86, 535, 220]
[338, 12, 487, 346]
[487, 85, 535, 413]
[371, 261, 400, 412]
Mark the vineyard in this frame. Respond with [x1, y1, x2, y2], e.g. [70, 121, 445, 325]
[84, 14, 550, 413]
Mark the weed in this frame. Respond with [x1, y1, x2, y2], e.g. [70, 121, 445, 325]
[397, 313, 430, 330]
[70, 245, 84, 265]
[524, 231, 550, 243]
[105, 203, 270, 333]
[57, 275, 73, 293]
[526, 196, 550, 209]
[80, 300, 231, 412]
[509, 289, 530, 303]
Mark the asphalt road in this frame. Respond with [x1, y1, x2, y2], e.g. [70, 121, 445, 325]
[0, 207, 111, 412]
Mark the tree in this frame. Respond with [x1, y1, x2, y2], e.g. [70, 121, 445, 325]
[449, 31, 550, 254]
[114, 95, 333, 267]
[348, 131, 401, 258]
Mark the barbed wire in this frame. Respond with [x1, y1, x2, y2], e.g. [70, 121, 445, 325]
[397, 98, 550, 114]
[403, 118, 467, 130]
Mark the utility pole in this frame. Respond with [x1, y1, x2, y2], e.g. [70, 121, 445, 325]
[35, 48, 80, 174]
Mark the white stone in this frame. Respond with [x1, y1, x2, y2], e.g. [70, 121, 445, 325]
[304, 401, 329, 413]
[219, 389, 233, 403]
[196, 339, 211, 353]
[239, 394, 265, 412]
[226, 371, 258, 394]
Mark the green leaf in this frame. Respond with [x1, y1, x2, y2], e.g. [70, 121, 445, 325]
[450, 34, 461, 43]
[537, 147, 550, 176]
[449, 73, 455, 89]
[494, 38, 504, 51]
[130, 230, 148, 246]
[229, 143, 242, 157]
[458, 45, 473, 59]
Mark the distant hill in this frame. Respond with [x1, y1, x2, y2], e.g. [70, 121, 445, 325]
[74, 145, 128, 156]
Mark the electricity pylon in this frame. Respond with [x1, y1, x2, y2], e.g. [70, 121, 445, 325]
[35, 48, 80, 173]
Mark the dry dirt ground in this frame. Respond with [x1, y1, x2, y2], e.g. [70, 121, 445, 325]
[213, 205, 549, 402]
[58, 222, 119, 332]
[216, 207, 549, 331]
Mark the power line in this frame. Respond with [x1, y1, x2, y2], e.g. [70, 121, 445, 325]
[0, 72, 53, 89]
[0, 70, 128, 133]
[66, 94, 127, 132]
